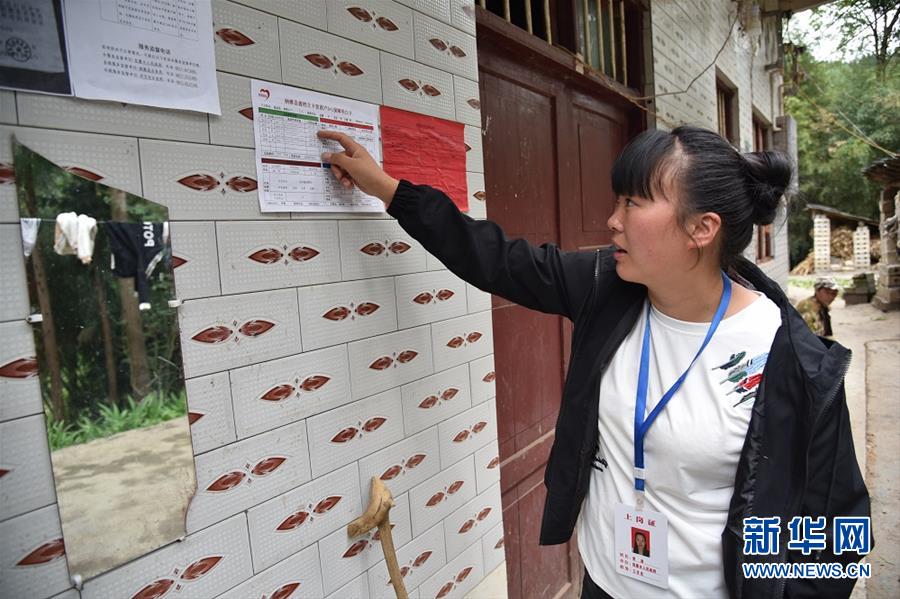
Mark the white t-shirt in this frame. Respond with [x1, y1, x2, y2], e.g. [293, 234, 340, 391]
[578, 292, 781, 598]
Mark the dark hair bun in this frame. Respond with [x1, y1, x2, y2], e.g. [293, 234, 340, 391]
[743, 151, 792, 225]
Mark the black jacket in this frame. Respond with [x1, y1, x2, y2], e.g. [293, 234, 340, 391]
[388, 181, 870, 598]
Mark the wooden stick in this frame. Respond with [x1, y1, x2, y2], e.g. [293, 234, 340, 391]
[347, 478, 408, 599]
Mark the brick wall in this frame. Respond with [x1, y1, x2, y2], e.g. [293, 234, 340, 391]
[0, 2, 503, 598]
[650, 0, 790, 288]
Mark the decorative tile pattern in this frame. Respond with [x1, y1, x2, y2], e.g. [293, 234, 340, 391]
[0, 505, 70, 599]
[178, 288, 301, 378]
[0, 321, 42, 422]
[17, 93, 209, 143]
[450, 0, 477, 35]
[413, 12, 478, 80]
[464, 125, 483, 173]
[306, 389, 404, 478]
[338, 219, 427, 280]
[298, 277, 397, 351]
[187, 421, 311, 532]
[430, 311, 493, 373]
[318, 492, 412, 594]
[140, 139, 286, 220]
[417, 533, 484, 599]
[380, 52, 456, 121]
[280, 19, 383, 105]
[247, 463, 361, 572]
[229, 344, 352, 439]
[452, 75, 481, 126]
[0, 224, 28, 323]
[481, 521, 506, 576]
[208, 72, 255, 148]
[394, 270, 468, 329]
[217, 543, 323, 599]
[408, 456, 476, 537]
[468, 354, 495, 405]
[0, 414, 55, 522]
[212, 0, 282, 82]
[185, 372, 237, 455]
[400, 364, 471, 436]
[474, 440, 501, 494]
[367, 523, 446, 598]
[394, 0, 451, 23]
[347, 325, 433, 400]
[82, 514, 251, 599]
[443, 482, 502, 560]
[357, 426, 441, 499]
[217, 220, 342, 295]
[464, 170, 486, 219]
[170, 221, 222, 300]
[437, 398, 497, 470]
[326, 0, 415, 58]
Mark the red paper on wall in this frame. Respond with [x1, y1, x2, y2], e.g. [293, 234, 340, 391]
[380, 106, 468, 211]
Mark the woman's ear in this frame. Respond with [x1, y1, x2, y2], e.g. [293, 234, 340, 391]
[687, 212, 722, 249]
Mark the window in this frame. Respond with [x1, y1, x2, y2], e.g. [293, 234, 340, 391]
[716, 78, 736, 144]
[753, 115, 774, 262]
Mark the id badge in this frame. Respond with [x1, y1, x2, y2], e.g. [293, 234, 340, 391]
[614, 502, 669, 589]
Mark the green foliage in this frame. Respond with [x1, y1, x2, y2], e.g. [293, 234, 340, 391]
[45, 391, 187, 451]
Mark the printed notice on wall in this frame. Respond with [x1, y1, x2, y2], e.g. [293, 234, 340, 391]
[251, 79, 384, 213]
[63, 0, 220, 114]
[0, 0, 72, 95]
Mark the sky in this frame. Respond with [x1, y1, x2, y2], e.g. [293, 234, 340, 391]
[785, 9, 850, 62]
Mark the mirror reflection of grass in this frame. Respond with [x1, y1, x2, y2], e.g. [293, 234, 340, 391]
[45, 391, 187, 451]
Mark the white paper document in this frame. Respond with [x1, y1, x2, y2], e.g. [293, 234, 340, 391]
[0, 0, 72, 95]
[251, 79, 384, 213]
[64, 0, 220, 114]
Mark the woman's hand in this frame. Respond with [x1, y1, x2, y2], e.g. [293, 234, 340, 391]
[317, 130, 399, 206]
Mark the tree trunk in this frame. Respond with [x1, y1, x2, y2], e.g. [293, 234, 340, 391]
[93, 265, 119, 407]
[109, 188, 152, 401]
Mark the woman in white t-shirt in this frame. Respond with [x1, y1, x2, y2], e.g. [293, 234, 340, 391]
[318, 126, 869, 599]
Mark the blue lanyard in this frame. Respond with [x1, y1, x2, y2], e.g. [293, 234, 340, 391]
[633, 271, 732, 493]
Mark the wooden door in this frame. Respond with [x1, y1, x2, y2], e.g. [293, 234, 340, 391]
[476, 12, 637, 599]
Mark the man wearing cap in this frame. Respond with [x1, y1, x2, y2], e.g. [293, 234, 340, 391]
[795, 277, 840, 338]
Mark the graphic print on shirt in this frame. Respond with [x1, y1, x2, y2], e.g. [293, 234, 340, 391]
[591, 439, 609, 472]
[711, 351, 769, 408]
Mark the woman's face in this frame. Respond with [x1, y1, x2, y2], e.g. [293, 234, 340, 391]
[606, 178, 697, 286]
[635, 534, 646, 550]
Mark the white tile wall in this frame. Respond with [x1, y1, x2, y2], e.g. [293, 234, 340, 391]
[187, 420, 311, 532]
[338, 219, 427, 280]
[465, 170, 487, 219]
[0, 504, 70, 598]
[401, 364, 471, 436]
[473, 440, 501, 494]
[468, 354, 495, 405]
[430, 311, 493, 372]
[0, 414, 56, 522]
[326, 572, 370, 599]
[381, 52, 456, 120]
[481, 521, 506, 577]
[140, 139, 285, 221]
[2, 126, 142, 197]
[408, 455, 476, 537]
[450, 0, 477, 35]
[0, 224, 28, 322]
[298, 277, 397, 351]
[209, 72, 255, 148]
[418, 536, 483, 599]
[367, 522, 447, 598]
[247, 463, 361, 572]
[170, 221, 223, 300]
[178, 288, 301, 378]
[185, 372, 237, 455]
[217, 220, 342, 295]
[395, 0, 452, 23]
[230, 0, 327, 27]
[452, 75, 481, 127]
[212, 0, 282, 82]
[347, 325, 434, 399]
[280, 19, 384, 105]
[82, 514, 252, 599]
[464, 125, 484, 173]
[413, 12, 478, 80]
[394, 270, 468, 328]
[16, 93, 209, 143]
[229, 344, 352, 438]
[357, 426, 441, 499]
[0, 321, 42, 422]
[217, 543, 323, 599]
[466, 281, 491, 313]
[318, 492, 412, 594]
[306, 388, 405, 477]
[443, 482, 502, 560]
[326, 0, 415, 58]
[0, 90, 16, 124]
[437, 398, 497, 470]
